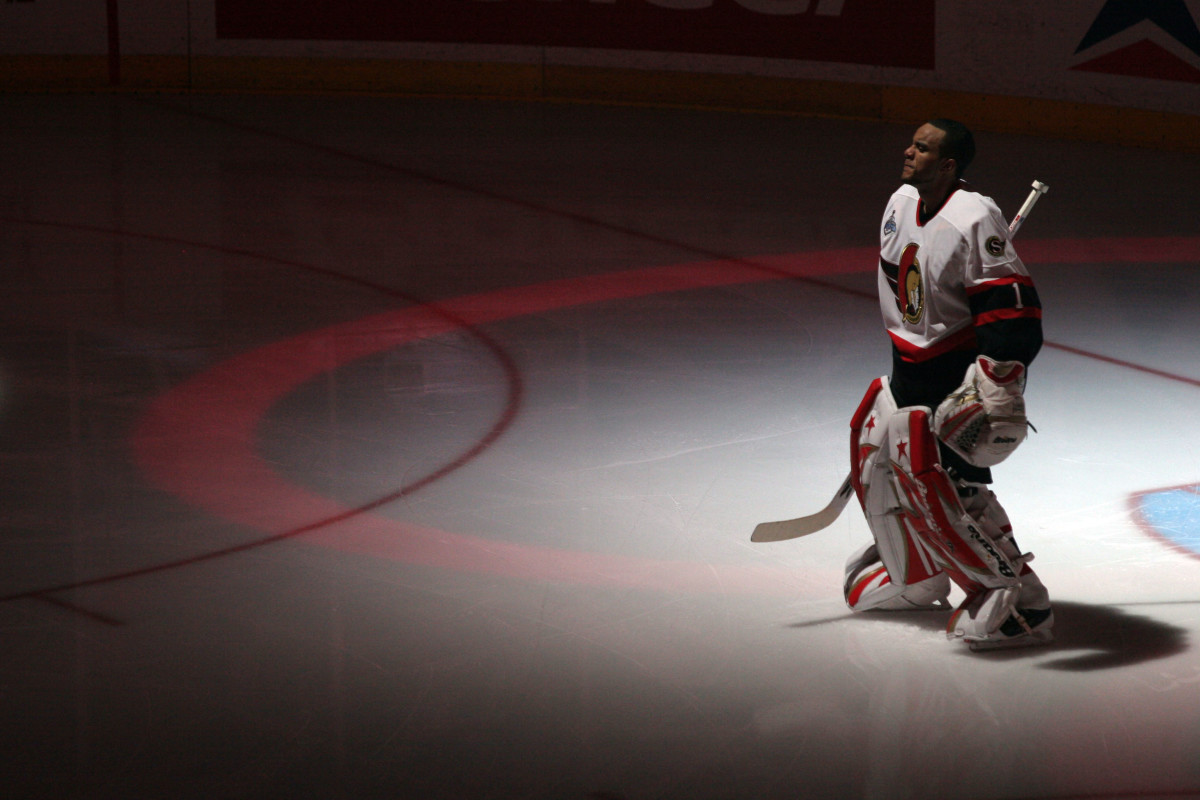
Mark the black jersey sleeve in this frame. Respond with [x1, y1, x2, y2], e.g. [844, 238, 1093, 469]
[967, 276, 1043, 365]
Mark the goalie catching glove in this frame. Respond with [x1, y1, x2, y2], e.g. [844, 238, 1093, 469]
[934, 355, 1030, 468]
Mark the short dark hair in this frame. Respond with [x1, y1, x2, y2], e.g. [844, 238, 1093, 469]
[927, 118, 975, 177]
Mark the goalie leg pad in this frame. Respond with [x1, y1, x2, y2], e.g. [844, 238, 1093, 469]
[844, 542, 951, 611]
[846, 378, 948, 610]
[885, 405, 1023, 595]
[948, 483, 1054, 649]
[850, 378, 1051, 646]
[957, 482, 1049, 607]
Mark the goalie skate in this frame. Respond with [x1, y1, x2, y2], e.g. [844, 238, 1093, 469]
[951, 593, 1054, 651]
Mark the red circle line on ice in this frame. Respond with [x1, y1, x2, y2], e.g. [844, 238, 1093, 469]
[123, 236, 1200, 593]
[129, 247, 878, 597]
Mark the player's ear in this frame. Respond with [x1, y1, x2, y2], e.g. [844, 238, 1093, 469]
[940, 157, 957, 175]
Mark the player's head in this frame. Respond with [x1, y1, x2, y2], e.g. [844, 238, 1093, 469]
[926, 118, 975, 178]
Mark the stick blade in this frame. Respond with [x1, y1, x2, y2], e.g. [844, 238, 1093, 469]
[750, 516, 829, 542]
[749, 476, 854, 542]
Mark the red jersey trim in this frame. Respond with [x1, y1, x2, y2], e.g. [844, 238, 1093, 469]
[973, 307, 1043, 326]
[888, 326, 976, 363]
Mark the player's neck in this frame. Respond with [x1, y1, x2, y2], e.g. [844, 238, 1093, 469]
[916, 176, 960, 220]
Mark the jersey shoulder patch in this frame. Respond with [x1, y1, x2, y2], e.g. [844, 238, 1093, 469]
[984, 235, 1007, 257]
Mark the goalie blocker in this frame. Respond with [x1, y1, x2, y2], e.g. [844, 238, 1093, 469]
[846, 376, 1052, 650]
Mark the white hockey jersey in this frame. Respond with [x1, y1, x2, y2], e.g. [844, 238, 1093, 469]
[878, 183, 1039, 365]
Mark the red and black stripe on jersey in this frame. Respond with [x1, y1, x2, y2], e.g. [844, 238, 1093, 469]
[967, 275, 1043, 365]
[879, 260, 1043, 367]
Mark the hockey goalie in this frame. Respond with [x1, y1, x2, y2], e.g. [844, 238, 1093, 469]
[842, 119, 1054, 650]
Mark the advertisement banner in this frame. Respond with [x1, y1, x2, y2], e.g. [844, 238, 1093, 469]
[214, 0, 935, 70]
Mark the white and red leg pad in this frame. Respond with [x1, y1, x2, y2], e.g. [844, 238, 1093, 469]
[848, 377, 1050, 648]
[886, 408, 1053, 646]
[951, 485, 1054, 649]
[886, 409, 1019, 593]
[845, 378, 949, 611]
[844, 542, 950, 611]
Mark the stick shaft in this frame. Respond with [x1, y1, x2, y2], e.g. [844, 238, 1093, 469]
[1007, 180, 1049, 237]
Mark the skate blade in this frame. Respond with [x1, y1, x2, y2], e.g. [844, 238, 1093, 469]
[966, 629, 1054, 652]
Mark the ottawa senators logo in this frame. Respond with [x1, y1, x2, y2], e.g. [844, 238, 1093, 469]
[985, 235, 1007, 257]
[898, 243, 924, 324]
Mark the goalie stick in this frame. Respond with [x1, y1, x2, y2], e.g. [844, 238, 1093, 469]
[750, 180, 1049, 543]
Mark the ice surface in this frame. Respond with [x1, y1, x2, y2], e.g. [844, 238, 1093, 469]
[2, 93, 1200, 799]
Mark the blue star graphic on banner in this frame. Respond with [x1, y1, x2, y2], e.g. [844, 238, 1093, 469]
[1076, 0, 1200, 57]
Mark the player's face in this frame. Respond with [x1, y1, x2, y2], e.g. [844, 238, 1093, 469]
[901, 124, 949, 186]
